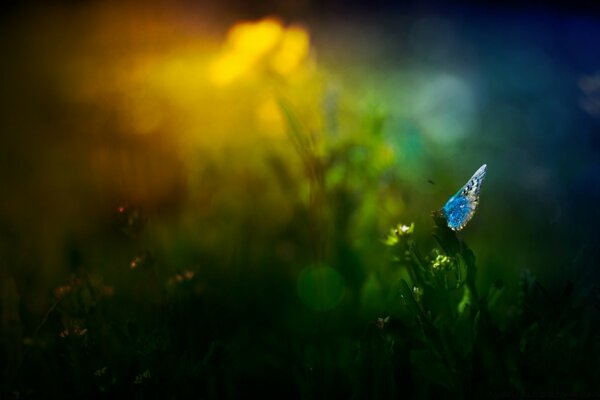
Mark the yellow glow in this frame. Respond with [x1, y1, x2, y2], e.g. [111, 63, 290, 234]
[209, 51, 254, 86]
[1, 5, 331, 282]
[270, 26, 310, 75]
[209, 18, 310, 85]
[158, 56, 207, 93]
[256, 96, 285, 137]
[228, 18, 284, 58]
[209, 18, 285, 86]
[58, 11, 318, 153]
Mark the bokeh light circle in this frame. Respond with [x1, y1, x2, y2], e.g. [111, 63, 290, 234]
[413, 73, 476, 144]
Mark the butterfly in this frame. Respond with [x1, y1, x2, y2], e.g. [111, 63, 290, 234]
[442, 164, 487, 231]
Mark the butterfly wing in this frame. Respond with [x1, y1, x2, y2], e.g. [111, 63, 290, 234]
[442, 164, 487, 231]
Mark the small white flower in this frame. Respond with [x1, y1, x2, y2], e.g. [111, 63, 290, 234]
[134, 370, 151, 384]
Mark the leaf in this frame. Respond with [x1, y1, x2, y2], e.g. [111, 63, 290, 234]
[432, 211, 460, 256]
[458, 286, 473, 315]
[486, 279, 505, 310]
[278, 98, 313, 156]
[399, 279, 423, 319]
[399, 279, 438, 341]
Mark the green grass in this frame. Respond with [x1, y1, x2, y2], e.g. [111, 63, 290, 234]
[4, 207, 599, 399]
[2, 82, 599, 400]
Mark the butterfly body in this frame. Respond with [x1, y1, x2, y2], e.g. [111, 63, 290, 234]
[442, 164, 487, 231]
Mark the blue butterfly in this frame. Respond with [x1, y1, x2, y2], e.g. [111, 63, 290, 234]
[442, 164, 487, 231]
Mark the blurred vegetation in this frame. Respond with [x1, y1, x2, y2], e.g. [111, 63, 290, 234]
[4, 206, 599, 399]
[1, 7, 600, 400]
